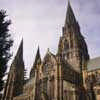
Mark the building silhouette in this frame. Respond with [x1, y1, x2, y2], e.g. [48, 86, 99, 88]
[2, 1, 100, 100]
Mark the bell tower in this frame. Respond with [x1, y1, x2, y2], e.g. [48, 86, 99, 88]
[58, 1, 89, 73]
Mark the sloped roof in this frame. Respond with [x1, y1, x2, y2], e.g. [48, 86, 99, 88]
[87, 57, 100, 71]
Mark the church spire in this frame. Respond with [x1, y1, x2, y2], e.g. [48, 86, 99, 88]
[32, 46, 41, 69]
[30, 46, 41, 78]
[65, 1, 76, 26]
[34, 46, 41, 65]
[15, 38, 23, 60]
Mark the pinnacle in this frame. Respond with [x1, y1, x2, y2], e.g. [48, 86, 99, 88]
[34, 46, 41, 66]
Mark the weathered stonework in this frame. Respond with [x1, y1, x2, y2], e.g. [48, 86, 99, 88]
[2, 1, 100, 100]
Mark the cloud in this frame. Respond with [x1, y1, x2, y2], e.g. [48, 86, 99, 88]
[71, 0, 100, 58]
[0, 0, 100, 76]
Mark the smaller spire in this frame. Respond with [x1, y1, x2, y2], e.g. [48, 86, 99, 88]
[34, 46, 41, 67]
[30, 46, 41, 77]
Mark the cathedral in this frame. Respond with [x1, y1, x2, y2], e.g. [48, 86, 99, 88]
[2, 1, 100, 100]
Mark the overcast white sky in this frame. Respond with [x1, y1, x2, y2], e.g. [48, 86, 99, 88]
[0, 0, 100, 76]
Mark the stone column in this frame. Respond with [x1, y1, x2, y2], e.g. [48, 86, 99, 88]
[54, 69, 58, 100]
[54, 62, 59, 100]
[47, 77, 50, 100]
[59, 65, 63, 100]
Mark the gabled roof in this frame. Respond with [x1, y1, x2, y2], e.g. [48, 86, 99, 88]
[87, 57, 100, 71]
[15, 39, 23, 60]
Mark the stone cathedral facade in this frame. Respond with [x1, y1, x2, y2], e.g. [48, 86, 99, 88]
[2, 1, 100, 100]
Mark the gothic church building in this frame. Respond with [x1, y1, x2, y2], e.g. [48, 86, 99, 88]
[2, 1, 100, 100]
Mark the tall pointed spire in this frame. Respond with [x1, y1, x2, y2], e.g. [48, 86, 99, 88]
[65, 1, 76, 26]
[2, 39, 24, 100]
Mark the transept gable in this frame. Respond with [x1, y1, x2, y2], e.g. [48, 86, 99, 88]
[42, 48, 56, 65]
[41, 49, 57, 74]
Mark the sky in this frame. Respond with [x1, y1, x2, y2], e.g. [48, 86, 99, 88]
[0, 0, 100, 77]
